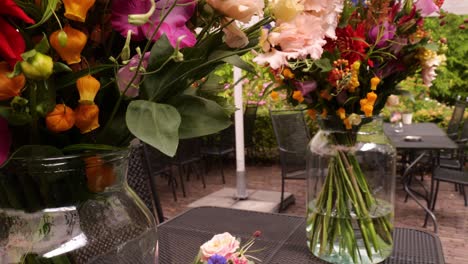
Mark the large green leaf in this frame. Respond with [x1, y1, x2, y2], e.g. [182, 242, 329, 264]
[126, 100, 181, 156]
[221, 54, 255, 73]
[148, 34, 174, 71]
[170, 95, 231, 139]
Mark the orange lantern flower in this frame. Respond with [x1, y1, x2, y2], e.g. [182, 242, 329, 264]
[45, 104, 75, 132]
[292, 90, 304, 103]
[307, 109, 317, 120]
[77, 75, 100, 103]
[63, 0, 96, 22]
[50, 25, 87, 65]
[370, 76, 380, 90]
[0, 62, 25, 100]
[74, 103, 99, 133]
[336, 107, 346, 120]
[84, 156, 116, 193]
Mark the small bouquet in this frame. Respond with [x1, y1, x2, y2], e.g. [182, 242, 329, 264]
[193, 232, 261, 264]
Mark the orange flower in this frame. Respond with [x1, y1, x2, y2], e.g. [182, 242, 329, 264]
[45, 104, 75, 132]
[77, 75, 100, 103]
[270, 91, 279, 101]
[292, 90, 304, 103]
[366, 91, 377, 104]
[361, 103, 373, 117]
[50, 25, 87, 65]
[63, 0, 96, 22]
[84, 156, 116, 193]
[321, 109, 328, 118]
[343, 118, 352, 130]
[307, 109, 317, 120]
[336, 107, 346, 120]
[75, 103, 99, 133]
[0, 62, 25, 100]
[370, 76, 380, 90]
[320, 90, 332, 101]
[282, 68, 295, 79]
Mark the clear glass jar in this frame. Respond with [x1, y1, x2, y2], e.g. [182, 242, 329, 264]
[0, 149, 157, 263]
[306, 116, 396, 264]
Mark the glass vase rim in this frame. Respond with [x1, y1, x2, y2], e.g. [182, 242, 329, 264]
[6, 147, 130, 163]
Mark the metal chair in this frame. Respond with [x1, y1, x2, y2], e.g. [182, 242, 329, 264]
[127, 144, 165, 223]
[270, 109, 311, 212]
[142, 143, 179, 202]
[201, 126, 235, 184]
[244, 104, 258, 161]
[446, 98, 466, 140]
[171, 138, 206, 197]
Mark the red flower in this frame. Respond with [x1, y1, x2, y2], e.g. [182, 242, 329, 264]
[328, 23, 368, 65]
[0, 0, 35, 68]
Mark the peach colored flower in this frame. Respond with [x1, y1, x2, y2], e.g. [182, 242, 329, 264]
[386, 95, 400, 107]
[200, 232, 240, 261]
[206, 0, 264, 23]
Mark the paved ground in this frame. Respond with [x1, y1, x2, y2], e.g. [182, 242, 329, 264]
[156, 160, 467, 263]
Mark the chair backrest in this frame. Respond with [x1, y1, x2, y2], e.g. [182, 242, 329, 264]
[173, 138, 202, 163]
[270, 109, 311, 173]
[127, 144, 162, 222]
[244, 104, 258, 147]
[446, 100, 466, 139]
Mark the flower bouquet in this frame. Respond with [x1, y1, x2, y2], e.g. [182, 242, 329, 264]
[0, 0, 268, 263]
[254, 0, 445, 263]
[193, 232, 261, 264]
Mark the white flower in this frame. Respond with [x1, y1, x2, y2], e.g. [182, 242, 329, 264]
[200, 232, 240, 261]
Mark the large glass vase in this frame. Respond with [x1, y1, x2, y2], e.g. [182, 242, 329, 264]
[0, 149, 157, 263]
[306, 116, 396, 264]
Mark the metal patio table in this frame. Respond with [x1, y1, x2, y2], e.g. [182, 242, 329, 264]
[383, 122, 458, 232]
[157, 207, 445, 264]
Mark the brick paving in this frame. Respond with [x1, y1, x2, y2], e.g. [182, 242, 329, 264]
[156, 160, 467, 263]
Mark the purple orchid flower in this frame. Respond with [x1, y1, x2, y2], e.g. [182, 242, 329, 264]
[369, 21, 396, 48]
[0, 117, 11, 166]
[117, 52, 151, 97]
[111, 0, 196, 48]
[293, 80, 317, 96]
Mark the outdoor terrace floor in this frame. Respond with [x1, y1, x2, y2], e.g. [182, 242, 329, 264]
[156, 161, 468, 263]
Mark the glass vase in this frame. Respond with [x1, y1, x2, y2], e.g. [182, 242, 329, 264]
[306, 116, 396, 264]
[0, 149, 157, 263]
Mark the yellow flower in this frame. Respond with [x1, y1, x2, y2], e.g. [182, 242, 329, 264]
[370, 76, 380, 90]
[271, 0, 304, 22]
[63, 0, 96, 22]
[292, 90, 304, 102]
[77, 75, 100, 103]
[50, 25, 87, 65]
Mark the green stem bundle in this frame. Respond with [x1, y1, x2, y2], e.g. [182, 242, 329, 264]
[307, 133, 393, 263]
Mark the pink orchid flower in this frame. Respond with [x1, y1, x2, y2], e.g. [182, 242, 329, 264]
[111, 0, 196, 48]
[415, 0, 440, 17]
[0, 117, 11, 165]
[117, 52, 151, 97]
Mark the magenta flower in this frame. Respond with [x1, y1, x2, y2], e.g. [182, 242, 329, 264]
[117, 52, 150, 97]
[415, 0, 440, 17]
[111, 0, 196, 48]
[0, 117, 11, 165]
[369, 22, 396, 48]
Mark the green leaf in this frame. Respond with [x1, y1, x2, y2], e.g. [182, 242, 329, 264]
[221, 54, 255, 73]
[27, 0, 60, 29]
[35, 80, 56, 117]
[34, 34, 50, 54]
[314, 58, 332, 72]
[6, 63, 23, 78]
[170, 95, 231, 139]
[53, 62, 72, 73]
[148, 34, 174, 71]
[126, 100, 181, 156]
[21, 49, 37, 61]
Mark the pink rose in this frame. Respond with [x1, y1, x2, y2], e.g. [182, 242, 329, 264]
[200, 232, 240, 261]
[229, 254, 249, 264]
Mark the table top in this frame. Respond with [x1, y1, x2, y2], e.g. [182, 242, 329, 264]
[157, 207, 445, 264]
[383, 123, 457, 150]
